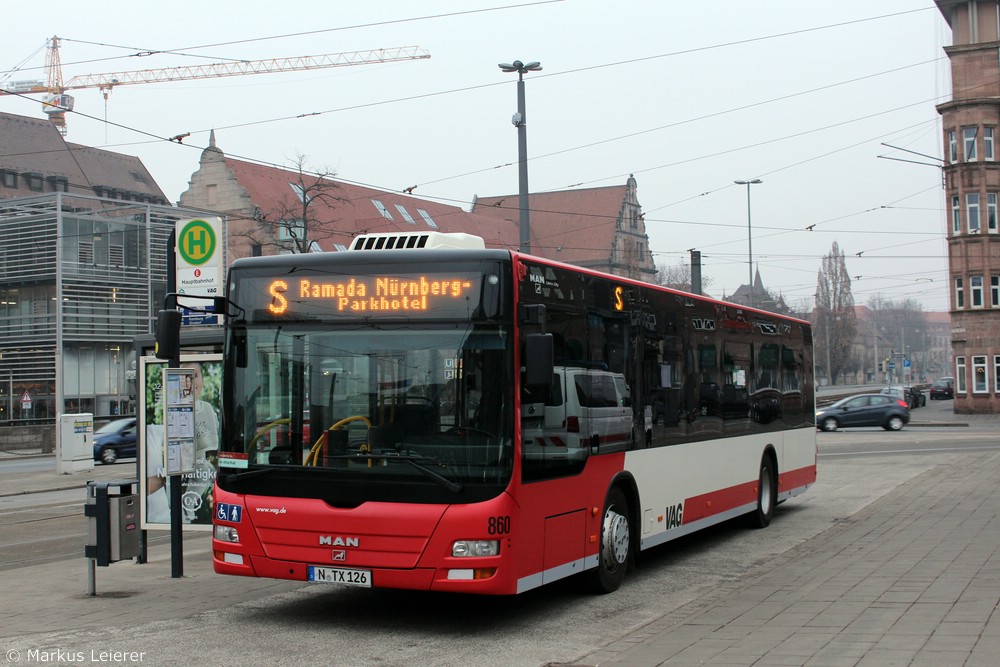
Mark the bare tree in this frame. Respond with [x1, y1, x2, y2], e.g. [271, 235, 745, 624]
[814, 242, 857, 385]
[866, 295, 928, 382]
[786, 297, 814, 320]
[234, 154, 347, 255]
[653, 260, 712, 293]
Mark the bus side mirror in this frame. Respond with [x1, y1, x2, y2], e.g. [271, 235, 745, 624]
[524, 333, 554, 387]
[154, 309, 181, 360]
[234, 327, 248, 368]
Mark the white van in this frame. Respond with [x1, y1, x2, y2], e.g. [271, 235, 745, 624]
[522, 366, 634, 457]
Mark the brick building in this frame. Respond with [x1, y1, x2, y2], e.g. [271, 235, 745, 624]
[936, 0, 1000, 412]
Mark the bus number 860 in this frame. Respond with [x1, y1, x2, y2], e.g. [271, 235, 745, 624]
[488, 515, 510, 535]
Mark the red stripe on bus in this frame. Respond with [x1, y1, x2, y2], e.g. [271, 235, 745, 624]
[684, 481, 757, 523]
[779, 464, 817, 492]
[683, 464, 817, 524]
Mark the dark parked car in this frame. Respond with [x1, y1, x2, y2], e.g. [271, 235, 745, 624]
[92, 417, 137, 464]
[929, 378, 954, 400]
[816, 394, 910, 432]
[880, 385, 925, 409]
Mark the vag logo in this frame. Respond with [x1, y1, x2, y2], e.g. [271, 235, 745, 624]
[665, 503, 684, 529]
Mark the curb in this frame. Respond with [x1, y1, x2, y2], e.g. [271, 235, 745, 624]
[0, 482, 89, 498]
[909, 420, 969, 427]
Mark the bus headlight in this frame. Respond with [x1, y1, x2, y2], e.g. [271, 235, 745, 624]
[214, 525, 240, 543]
[452, 540, 499, 557]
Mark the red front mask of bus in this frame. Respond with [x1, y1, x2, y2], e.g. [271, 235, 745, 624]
[213, 249, 527, 593]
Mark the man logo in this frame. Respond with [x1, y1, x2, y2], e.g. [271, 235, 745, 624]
[331, 550, 347, 562]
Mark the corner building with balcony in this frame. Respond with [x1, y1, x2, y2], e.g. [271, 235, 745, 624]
[936, 1, 1000, 413]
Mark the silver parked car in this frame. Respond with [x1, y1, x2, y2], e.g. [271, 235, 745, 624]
[880, 385, 925, 409]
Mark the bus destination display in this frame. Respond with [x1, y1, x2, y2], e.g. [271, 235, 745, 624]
[244, 273, 482, 319]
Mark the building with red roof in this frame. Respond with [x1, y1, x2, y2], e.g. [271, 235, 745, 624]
[471, 175, 655, 282]
[179, 134, 655, 283]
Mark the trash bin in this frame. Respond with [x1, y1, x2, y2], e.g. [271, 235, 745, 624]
[85, 480, 140, 566]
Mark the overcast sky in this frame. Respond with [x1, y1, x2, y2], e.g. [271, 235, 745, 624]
[2, 1, 951, 312]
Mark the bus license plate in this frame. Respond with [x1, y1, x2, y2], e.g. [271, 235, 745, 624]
[308, 566, 372, 587]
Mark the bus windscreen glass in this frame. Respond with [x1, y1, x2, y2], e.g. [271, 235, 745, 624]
[221, 323, 513, 494]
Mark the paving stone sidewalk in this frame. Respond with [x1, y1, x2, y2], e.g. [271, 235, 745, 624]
[569, 449, 1000, 667]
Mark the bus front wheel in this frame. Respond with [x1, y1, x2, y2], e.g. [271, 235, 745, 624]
[588, 486, 631, 594]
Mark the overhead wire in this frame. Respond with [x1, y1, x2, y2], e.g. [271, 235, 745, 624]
[4, 4, 950, 221]
[1, 1, 565, 75]
[1, 4, 951, 304]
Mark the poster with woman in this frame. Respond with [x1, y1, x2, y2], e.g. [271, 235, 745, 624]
[139, 354, 222, 531]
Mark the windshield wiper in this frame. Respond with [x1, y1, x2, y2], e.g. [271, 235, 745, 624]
[398, 456, 464, 493]
[325, 452, 464, 493]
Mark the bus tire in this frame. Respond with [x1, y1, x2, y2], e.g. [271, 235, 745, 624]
[747, 454, 776, 529]
[588, 486, 631, 594]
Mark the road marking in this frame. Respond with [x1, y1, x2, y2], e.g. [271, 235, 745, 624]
[821, 445, 1000, 458]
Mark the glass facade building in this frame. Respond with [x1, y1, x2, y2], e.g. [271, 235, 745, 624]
[0, 193, 212, 422]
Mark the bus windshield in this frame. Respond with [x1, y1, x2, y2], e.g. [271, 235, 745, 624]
[222, 323, 513, 495]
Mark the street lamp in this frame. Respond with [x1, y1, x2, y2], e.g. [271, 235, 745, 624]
[499, 59, 542, 254]
[734, 179, 762, 308]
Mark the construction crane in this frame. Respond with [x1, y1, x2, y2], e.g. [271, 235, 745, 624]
[1, 35, 431, 134]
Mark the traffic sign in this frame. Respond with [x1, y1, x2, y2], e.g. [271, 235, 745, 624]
[175, 217, 222, 315]
[177, 218, 217, 265]
[181, 309, 219, 326]
[887, 361, 896, 370]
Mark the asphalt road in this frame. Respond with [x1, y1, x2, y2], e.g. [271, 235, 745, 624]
[0, 458, 141, 571]
[1, 407, 995, 666]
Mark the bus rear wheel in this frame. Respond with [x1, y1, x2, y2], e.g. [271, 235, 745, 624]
[588, 486, 631, 594]
[747, 454, 776, 529]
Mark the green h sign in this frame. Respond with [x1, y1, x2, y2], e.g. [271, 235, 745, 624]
[177, 219, 217, 266]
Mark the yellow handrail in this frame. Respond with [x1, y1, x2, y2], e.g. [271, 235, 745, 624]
[305, 415, 373, 466]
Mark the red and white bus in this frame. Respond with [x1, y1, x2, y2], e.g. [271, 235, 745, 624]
[211, 231, 816, 594]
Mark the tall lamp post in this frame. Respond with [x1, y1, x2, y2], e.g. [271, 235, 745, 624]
[734, 179, 762, 308]
[499, 59, 542, 254]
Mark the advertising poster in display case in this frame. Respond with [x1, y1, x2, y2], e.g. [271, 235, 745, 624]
[139, 354, 222, 531]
